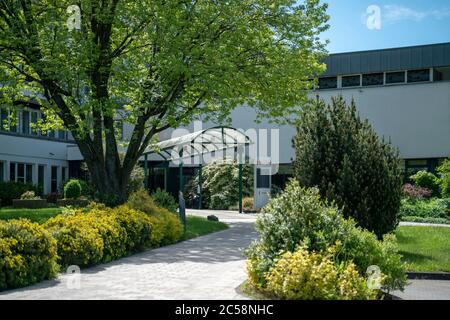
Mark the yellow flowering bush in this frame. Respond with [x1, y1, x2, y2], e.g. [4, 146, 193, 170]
[127, 190, 183, 246]
[0, 219, 58, 291]
[266, 244, 378, 300]
[45, 211, 106, 268]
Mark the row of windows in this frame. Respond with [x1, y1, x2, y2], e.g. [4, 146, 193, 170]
[0, 161, 68, 193]
[318, 68, 439, 90]
[0, 108, 70, 141]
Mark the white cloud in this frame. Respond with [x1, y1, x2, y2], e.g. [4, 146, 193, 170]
[383, 4, 450, 22]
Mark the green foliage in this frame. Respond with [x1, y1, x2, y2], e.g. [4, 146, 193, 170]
[127, 189, 183, 247]
[151, 188, 178, 213]
[0, 0, 329, 200]
[293, 96, 403, 237]
[0, 219, 58, 291]
[400, 198, 450, 221]
[128, 165, 146, 195]
[187, 159, 253, 210]
[245, 180, 407, 294]
[410, 171, 440, 197]
[265, 244, 377, 300]
[64, 180, 82, 199]
[0, 182, 40, 207]
[437, 158, 450, 198]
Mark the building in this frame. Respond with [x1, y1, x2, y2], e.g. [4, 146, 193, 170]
[1, 43, 450, 204]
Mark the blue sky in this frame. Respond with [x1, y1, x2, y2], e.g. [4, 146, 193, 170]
[319, 0, 450, 53]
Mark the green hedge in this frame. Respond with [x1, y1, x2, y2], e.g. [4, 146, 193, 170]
[0, 219, 58, 290]
[400, 198, 450, 220]
[0, 181, 40, 207]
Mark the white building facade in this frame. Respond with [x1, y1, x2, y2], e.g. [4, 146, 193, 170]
[1, 43, 449, 199]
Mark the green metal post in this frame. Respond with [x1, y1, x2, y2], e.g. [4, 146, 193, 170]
[198, 164, 203, 209]
[239, 163, 243, 213]
[179, 161, 184, 193]
[144, 154, 148, 189]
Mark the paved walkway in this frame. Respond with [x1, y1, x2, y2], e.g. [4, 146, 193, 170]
[0, 211, 257, 300]
[393, 280, 450, 300]
[399, 222, 450, 228]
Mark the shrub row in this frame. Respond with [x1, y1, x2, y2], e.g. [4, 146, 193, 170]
[0, 190, 183, 291]
[400, 198, 450, 221]
[0, 181, 40, 207]
[0, 219, 58, 291]
[245, 180, 407, 300]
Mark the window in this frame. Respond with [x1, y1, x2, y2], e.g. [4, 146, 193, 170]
[318, 77, 338, 90]
[434, 66, 450, 81]
[62, 167, 67, 184]
[10, 163, 15, 181]
[341, 75, 361, 88]
[51, 166, 58, 193]
[58, 130, 67, 140]
[9, 162, 34, 183]
[26, 164, 33, 183]
[22, 111, 30, 135]
[30, 112, 39, 135]
[408, 69, 430, 83]
[256, 168, 270, 189]
[17, 163, 25, 183]
[0, 108, 8, 131]
[38, 165, 45, 190]
[362, 73, 384, 86]
[0, 161, 4, 182]
[386, 71, 405, 84]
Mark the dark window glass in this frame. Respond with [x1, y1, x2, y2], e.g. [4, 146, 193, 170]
[256, 168, 270, 189]
[0, 108, 8, 131]
[434, 66, 450, 81]
[22, 111, 30, 135]
[362, 73, 384, 86]
[386, 71, 405, 84]
[10, 163, 15, 181]
[51, 166, 58, 193]
[17, 163, 24, 183]
[30, 112, 38, 135]
[38, 165, 45, 190]
[318, 77, 337, 89]
[408, 69, 430, 83]
[48, 130, 55, 138]
[62, 167, 66, 183]
[342, 75, 361, 87]
[58, 130, 66, 140]
[26, 164, 33, 183]
[0, 161, 3, 182]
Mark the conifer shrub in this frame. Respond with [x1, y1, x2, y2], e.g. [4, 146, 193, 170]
[293, 96, 403, 237]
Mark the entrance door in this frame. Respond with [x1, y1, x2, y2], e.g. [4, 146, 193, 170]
[254, 165, 272, 209]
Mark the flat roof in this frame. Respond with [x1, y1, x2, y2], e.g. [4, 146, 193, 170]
[322, 42, 450, 77]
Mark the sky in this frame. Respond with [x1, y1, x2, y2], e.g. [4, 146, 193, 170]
[318, 0, 450, 53]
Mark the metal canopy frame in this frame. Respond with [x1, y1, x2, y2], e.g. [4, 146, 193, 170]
[142, 126, 252, 213]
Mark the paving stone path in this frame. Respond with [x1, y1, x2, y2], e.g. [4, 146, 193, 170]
[0, 211, 258, 300]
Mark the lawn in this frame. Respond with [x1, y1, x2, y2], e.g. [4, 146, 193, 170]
[0, 208, 228, 240]
[0, 207, 62, 224]
[396, 226, 450, 272]
[183, 215, 229, 240]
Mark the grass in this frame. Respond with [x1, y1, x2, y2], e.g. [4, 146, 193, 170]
[0, 207, 62, 224]
[183, 215, 229, 240]
[395, 226, 450, 272]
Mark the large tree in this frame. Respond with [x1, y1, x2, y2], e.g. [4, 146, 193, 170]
[0, 0, 329, 202]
